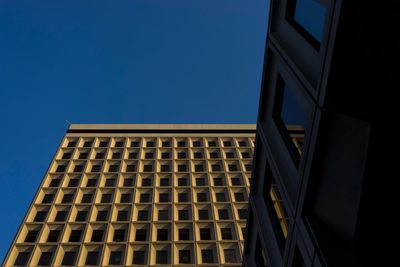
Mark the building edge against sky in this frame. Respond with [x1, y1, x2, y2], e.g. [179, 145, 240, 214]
[3, 124, 256, 266]
[243, 0, 397, 266]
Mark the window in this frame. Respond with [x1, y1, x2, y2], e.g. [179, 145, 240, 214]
[85, 251, 99, 265]
[128, 152, 137, 159]
[200, 228, 211, 240]
[87, 178, 98, 187]
[216, 193, 226, 202]
[178, 178, 188, 186]
[14, 251, 31, 266]
[238, 209, 248, 219]
[178, 193, 188, 202]
[202, 249, 214, 263]
[146, 141, 155, 147]
[47, 230, 60, 242]
[177, 141, 186, 147]
[178, 152, 186, 159]
[157, 229, 168, 241]
[235, 192, 245, 201]
[112, 152, 122, 159]
[62, 194, 73, 203]
[91, 230, 104, 242]
[83, 141, 92, 147]
[159, 193, 169, 202]
[113, 229, 125, 242]
[81, 193, 93, 203]
[194, 152, 203, 159]
[197, 192, 207, 202]
[105, 178, 116, 187]
[34, 211, 48, 222]
[69, 230, 82, 242]
[142, 178, 152, 186]
[56, 165, 66, 173]
[160, 178, 169, 186]
[49, 179, 61, 187]
[274, 79, 307, 162]
[194, 164, 204, 172]
[25, 230, 39, 242]
[126, 164, 136, 172]
[68, 179, 79, 187]
[131, 141, 139, 147]
[145, 152, 154, 159]
[288, 0, 326, 46]
[178, 164, 187, 172]
[209, 152, 218, 159]
[223, 141, 231, 147]
[228, 164, 238, 171]
[179, 228, 190, 240]
[67, 141, 76, 147]
[55, 210, 68, 221]
[78, 152, 88, 159]
[239, 141, 247, 147]
[161, 152, 170, 159]
[117, 210, 129, 221]
[160, 164, 170, 172]
[42, 194, 54, 204]
[132, 250, 145, 265]
[143, 164, 153, 172]
[196, 178, 206, 186]
[221, 228, 232, 239]
[96, 210, 108, 221]
[99, 141, 108, 147]
[124, 178, 135, 186]
[95, 152, 104, 159]
[218, 209, 229, 220]
[158, 210, 169, 220]
[91, 165, 101, 172]
[115, 141, 124, 147]
[211, 164, 221, 171]
[179, 250, 191, 263]
[231, 177, 242, 186]
[62, 251, 77, 266]
[120, 193, 131, 203]
[193, 141, 201, 147]
[162, 141, 170, 147]
[198, 209, 209, 220]
[101, 193, 112, 203]
[246, 164, 253, 171]
[73, 165, 83, 172]
[138, 210, 148, 221]
[224, 249, 238, 263]
[214, 177, 223, 186]
[76, 210, 88, 221]
[156, 250, 168, 264]
[38, 252, 53, 266]
[208, 141, 216, 147]
[108, 164, 119, 172]
[242, 152, 251, 158]
[136, 229, 147, 241]
[225, 152, 235, 159]
[62, 152, 72, 159]
[242, 227, 246, 237]
[179, 209, 189, 220]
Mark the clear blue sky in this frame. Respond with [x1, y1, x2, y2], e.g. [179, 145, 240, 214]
[0, 0, 268, 260]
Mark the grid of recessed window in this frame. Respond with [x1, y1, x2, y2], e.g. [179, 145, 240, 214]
[5, 134, 254, 267]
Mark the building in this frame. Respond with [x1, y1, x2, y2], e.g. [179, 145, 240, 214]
[3, 124, 256, 267]
[243, 0, 394, 266]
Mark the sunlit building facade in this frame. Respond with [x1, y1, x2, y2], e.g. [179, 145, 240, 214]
[3, 124, 255, 267]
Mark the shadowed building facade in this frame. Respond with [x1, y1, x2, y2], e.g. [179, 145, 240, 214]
[3, 124, 255, 267]
[243, 0, 394, 266]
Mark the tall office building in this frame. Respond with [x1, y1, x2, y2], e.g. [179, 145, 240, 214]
[243, 0, 394, 266]
[3, 124, 255, 267]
